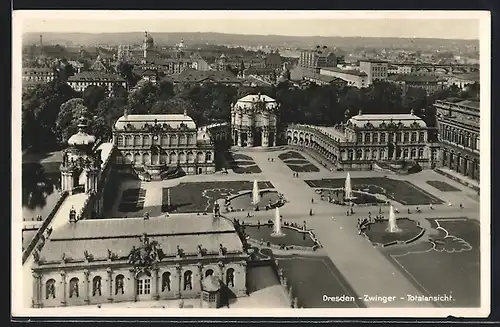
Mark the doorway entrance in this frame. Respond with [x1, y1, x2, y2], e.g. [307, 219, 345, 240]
[136, 274, 152, 300]
[198, 167, 203, 175]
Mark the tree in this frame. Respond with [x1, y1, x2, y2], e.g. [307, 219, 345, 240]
[117, 61, 141, 88]
[22, 80, 79, 152]
[83, 85, 107, 112]
[127, 81, 160, 114]
[56, 98, 89, 144]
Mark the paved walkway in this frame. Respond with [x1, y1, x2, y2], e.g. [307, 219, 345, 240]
[238, 149, 480, 308]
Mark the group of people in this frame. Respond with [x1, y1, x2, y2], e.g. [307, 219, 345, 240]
[292, 172, 300, 178]
[267, 157, 275, 162]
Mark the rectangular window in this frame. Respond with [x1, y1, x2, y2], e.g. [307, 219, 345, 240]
[137, 280, 143, 295]
[144, 279, 151, 295]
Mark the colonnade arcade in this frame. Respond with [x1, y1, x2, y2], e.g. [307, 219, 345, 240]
[232, 126, 276, 148]
[32, 261, 245, 307]
[439, 123, 479, 151]
[441, 148, 479, 181]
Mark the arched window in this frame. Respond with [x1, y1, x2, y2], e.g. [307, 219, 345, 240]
[119, 135, 126, 147]
[136, 272, 151, 295]
[134, 135, 141, 146]
[411, 132, 417, 143]
[115, 274, 125, 295]
[226, 268, 235, 287]
[403, 149, 409, 158]
[205, 152, 212, 162]
[419, 131, 425, 143]
[380, 149, 386, 159]
[45, 279, 56, 299]
[142, 153, 150, 165]
[170, 152, 177, 163]
[197, 152, 204, 163]
[403, 132, 409, 144]
[373, 133, 378, 144]
[205, 269, 214, 277]
[178, 152, 186, 163]
[143, 135, 151, 146]
[356, 149, 363, 160]
[179, 134, 186, 145]
[380, 133, 386, 143]
[162, 272, 171, 292]
[69, 277, 79, 298]
[161, 135, 168, 146]
[187, 152, 194, 163]
[410, 149, 417, 159]
[364, 133, 370, 144]
[372, 149, 378, 160]
[170, 135, 177, 146]
[134, 153, 141, 165]
[92, 276, 102, 296]
[348, 150, 354, 161]
[418, 148, 424, 158]
[183, 270, 193, 291]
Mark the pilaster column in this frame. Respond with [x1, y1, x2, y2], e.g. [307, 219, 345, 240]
[83, 269, 90, 304]
[237, 261, 248, 297]
[106, 267, 114, 302]
[197, 262, 203, 290]
[60, 270, 67, 306]
[262, 132, 269, 147]
[176, 264, 183, 298]
[237, 132, 242, 147]
[218, 261, 225, 283]
[32, 272, 41, 308]
[129, 269, 137, 302]
[152, 267, 160, 300]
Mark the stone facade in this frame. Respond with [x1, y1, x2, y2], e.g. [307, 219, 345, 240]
[231, 94, 279, 147]
[112, 112, 215, 176]
[286, 111, 439, 170]
[434, 99, 480, 181]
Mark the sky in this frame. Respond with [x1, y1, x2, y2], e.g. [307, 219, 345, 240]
[16, 11, 484, 40]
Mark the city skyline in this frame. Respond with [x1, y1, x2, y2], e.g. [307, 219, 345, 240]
[16, 11, 484, 40]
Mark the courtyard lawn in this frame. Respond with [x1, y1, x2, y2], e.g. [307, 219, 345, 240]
[278, 151, 306, 161]
[117, 188, 146, 213]
[286, 163, 320, 173]
[260, 250, 363, 308]
[383, 217, 480, 307]
[225, 152, 262, 174]
[426, 180, 461, 192]
[162, 181, 275, 213]
[283, 159, 310, 165]
[305, 177, 444, 205]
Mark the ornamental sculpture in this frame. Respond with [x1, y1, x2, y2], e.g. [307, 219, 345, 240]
[127, 233, 163, 270]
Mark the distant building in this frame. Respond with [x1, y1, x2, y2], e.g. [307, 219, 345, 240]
[299, 47, 337, 72]
[319, 67, 368, 88]
[434, 99, 479, 181]
[303, 72, 348, 87]
[359, 59, 388, 85]
[173, 69, 241, 86]
[67, 71, 127, 92]
[22, 67, 56, 85]
[445, 72, 480, 90]
[388, 75, 445, 95]
[264, 50, 282, 71]
[286, 110, 439, 170]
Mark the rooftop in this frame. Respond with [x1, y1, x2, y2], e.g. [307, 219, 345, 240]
[68, 71, 126, 82]
[114, 113, 197, 130]
[320, 67, 368, 77]
[174, 68, 240, 84]
[359, 59, 389, 64]
[38, 215, 244, 263]
[388, 74, 443, 83]
[348, 113, 427, 128]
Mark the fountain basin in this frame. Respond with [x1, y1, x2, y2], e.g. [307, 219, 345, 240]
[363, 218, 424, 247]
[227, 190, 284, 211]
[243, 223, 319, 250]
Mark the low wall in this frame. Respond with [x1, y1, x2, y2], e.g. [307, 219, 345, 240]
[22, 191, 69, 264]
[434, 168, 480, 192]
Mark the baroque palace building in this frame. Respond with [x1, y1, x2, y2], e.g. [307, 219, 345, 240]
[434, 98, 480, 181]
[31, 213, 248, 308]
[112, 109, 216, 177]
[286, 110, 439, 170]
[231, 94, 279, 147]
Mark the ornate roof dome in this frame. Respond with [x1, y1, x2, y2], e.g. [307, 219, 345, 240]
[67, 116, 96, 146]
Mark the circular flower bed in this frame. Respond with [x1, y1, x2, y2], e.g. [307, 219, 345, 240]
[362, 217, 425, 247]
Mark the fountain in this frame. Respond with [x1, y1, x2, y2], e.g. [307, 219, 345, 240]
[270, 207, 285, 237]
[386, 205, 401, 233]
[252, 180, 261, 208]
[344, 172, 355, 200]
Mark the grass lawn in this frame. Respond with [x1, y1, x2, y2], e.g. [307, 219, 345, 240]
[305, 177, 444, 205]
[278, 151, 306, 161]
[383, 217, 480, 307]
[283, 159, 310, 165]
[233, 165, 262, 174]
[258, 249, 363, 308]
[117, 188, 146, 212]
[286, 163, 320, 173]
[426, 180, 461, 192]
[162, 181, 275, 213]
[224, 152, 262, 174]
